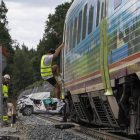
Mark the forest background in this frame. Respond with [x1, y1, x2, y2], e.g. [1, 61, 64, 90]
[0, 0, 73, 100]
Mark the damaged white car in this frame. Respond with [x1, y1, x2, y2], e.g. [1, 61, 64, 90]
[17, 92, 63, 116]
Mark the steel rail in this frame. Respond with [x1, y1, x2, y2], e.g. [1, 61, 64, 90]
[35, 114, 62, 123]
[35, 114, 133, 140]
[74, 124, 132, 140]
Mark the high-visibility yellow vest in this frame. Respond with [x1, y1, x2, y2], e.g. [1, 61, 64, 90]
[41, 55, 53, 77]
[2, 84, 8, 98]
[62, 94, 65, 99]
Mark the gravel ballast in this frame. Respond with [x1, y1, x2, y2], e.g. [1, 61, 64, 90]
[0, 115, 92, 140]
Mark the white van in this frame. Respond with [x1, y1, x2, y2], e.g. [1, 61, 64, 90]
[17, 92, 63, 116]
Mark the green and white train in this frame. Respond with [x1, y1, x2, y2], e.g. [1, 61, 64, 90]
[61, 0, 140, 135]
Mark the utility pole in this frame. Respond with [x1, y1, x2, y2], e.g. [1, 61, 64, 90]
[0, 45, 3, 127]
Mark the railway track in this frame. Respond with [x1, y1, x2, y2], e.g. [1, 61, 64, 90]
[35, 114, 135, 140]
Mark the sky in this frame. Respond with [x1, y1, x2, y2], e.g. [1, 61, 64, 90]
[2, 0, 72, 49]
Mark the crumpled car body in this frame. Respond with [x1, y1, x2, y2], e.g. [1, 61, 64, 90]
[17, 92, 63, 116]
[17, 94, 34, 111]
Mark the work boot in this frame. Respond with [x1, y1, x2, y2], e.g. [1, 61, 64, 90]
[59, 79, 64, 84]
[58, 76, 64, 84]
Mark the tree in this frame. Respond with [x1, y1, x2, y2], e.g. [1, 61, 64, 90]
[45, 2, 72, 34]
[0, 0, 8, 25]
[30, 1, 72, 82]
[0, 0, 14, 68]
[0, 0, 73, 97]
[0, 0, 15, 96]
[11, 49, 33, 96]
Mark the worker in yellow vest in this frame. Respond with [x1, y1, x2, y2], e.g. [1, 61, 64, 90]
[2, 74, 10, 126]
[41, 43, 65, 112]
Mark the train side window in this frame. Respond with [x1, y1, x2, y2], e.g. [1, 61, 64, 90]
[101, 0, 108, 21]
[101, 0, 104, 21]
[77, 10, 82, 45]
[96, 0, 100, 27]
[69, 22, 73, 52]
[82, 4, 87, 40]
[65, 26, 69, 54]
[114, 0, 122, 10]
[88, 0, 94, 35]
[106, 0, 109, 17]
[73, 17, 77, 48]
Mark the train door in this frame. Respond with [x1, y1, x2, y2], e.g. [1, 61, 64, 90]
[100, 0, 113, 95]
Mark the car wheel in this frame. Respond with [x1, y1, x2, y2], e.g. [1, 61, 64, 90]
[23, 106, 32, 116]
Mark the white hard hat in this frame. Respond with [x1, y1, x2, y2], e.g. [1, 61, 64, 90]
[4, 74, 10, 80]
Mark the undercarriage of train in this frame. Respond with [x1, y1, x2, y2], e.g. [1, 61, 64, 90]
[65, 74, 140, 135]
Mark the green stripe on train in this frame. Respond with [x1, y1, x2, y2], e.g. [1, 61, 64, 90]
[100, 18, 107, 91]
[104, 18, 113, 96]
[100, 18, 113, 96]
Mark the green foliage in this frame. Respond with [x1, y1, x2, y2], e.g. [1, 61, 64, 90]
[0, 0, 8, 25]
[11, 48, 34, 95]
[0, 0, 15, 97]
[0, 0, 14, 69]
[0, 1, 72, 98]
[45, 2, 72, 34]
